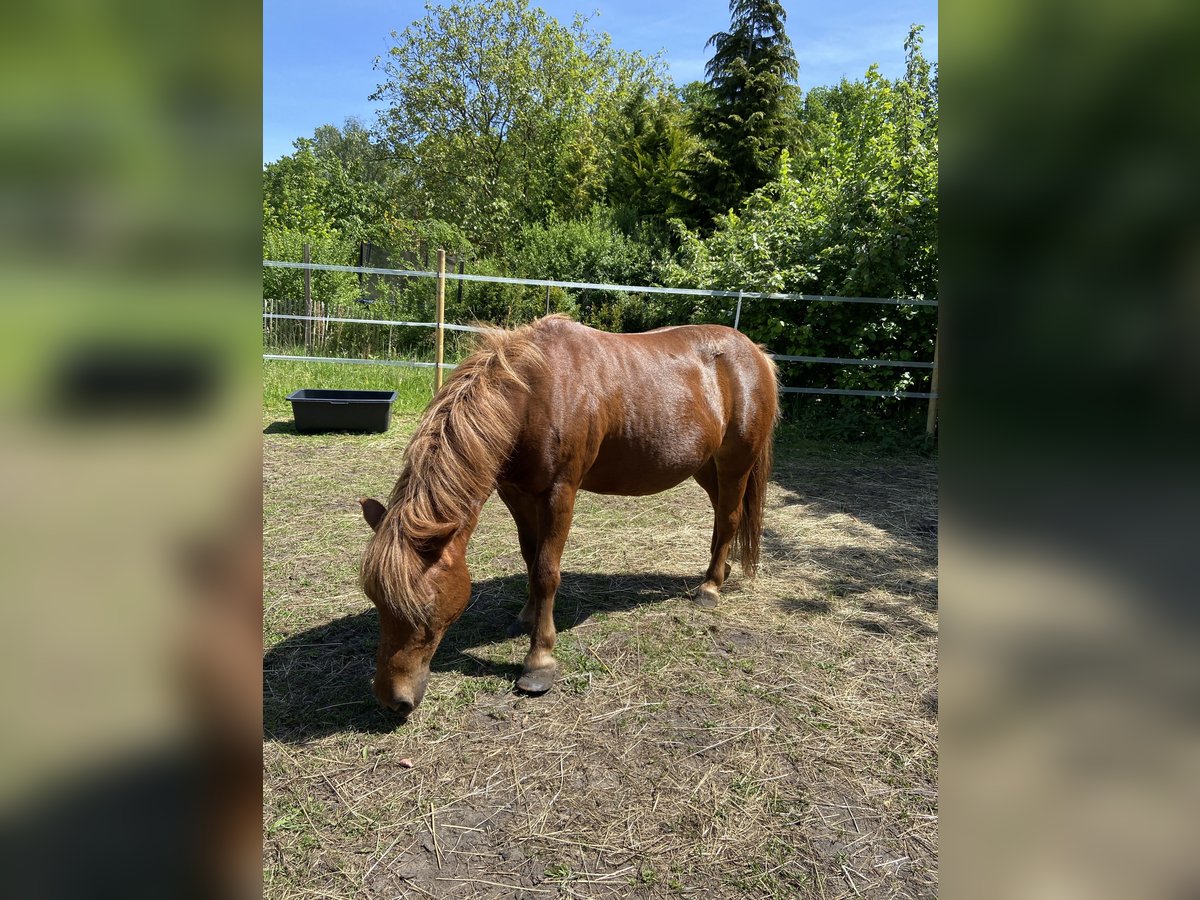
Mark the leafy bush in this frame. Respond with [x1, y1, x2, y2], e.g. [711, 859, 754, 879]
[661, 35, 938, 442]
[515, 207, 689, 331]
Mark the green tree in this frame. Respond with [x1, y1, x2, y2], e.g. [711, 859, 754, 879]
[262, 145, 331, 235]
[302, 119, 399, 245]
[689, 0, 800, 225]
[665, 28, 938, 439]
[263, 120, 403, 248]
[605, 90, 696, 227]
[370, 0, 664, 253]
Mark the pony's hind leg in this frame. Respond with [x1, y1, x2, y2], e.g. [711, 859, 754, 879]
[694, 460, 733, 584]
[515, 482, 577, 694]
[694, 462, 751, 608]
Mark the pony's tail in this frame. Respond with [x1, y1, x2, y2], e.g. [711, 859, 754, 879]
[735, 415, 775, 580]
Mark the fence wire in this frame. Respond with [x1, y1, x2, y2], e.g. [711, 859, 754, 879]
[262, 261, 939, 401]
[263, 260, 938, 307]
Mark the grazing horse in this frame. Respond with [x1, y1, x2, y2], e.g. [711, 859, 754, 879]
[358, 315, 778, 716]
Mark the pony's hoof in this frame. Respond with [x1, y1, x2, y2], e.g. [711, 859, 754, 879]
[516, 666, 556, 695]
[694, 585, 720, 608]
[506, 617, 532, 638]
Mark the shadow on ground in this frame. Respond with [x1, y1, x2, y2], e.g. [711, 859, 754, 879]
[264, 453, 939, 742]
[770, 451, 937, 544]
[766, 451, 939, 635]
[263, 570, 694, 743]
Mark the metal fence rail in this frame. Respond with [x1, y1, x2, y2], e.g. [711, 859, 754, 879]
[263, 259, 940, 416]
[781, 386, 937, 399]
[770, 353, 935, 369]
[263, 353, 453, 369]
[263, 312, 487, 333]
[263, 259, 938, 308]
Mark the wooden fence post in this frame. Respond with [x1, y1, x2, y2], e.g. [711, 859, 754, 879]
[925, 332, 939, 435]
[302, 243, 312, 352]
[545, 284, 551, 316]
[435, 249, 446, 392]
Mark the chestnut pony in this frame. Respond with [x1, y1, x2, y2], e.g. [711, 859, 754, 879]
[358, 315, 778, 716]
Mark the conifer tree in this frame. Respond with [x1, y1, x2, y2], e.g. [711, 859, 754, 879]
[689, 0, 799, 224]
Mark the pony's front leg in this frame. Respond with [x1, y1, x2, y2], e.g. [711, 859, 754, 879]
[497, 485, 539, 637]
[516, 483, 576, 694]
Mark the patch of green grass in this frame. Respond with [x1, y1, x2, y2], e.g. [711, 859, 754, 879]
[722, 837, 810, 899]
[428, 673, 509, 712]
[265, 796, 329, 851]
[267, 807, 303, 835]
[553, 633, 608, 675]
[263, 357, 437, 414]
[730, 773, 763, 802]
[775, 419, 936, 460]
[544, 863, 574, 882]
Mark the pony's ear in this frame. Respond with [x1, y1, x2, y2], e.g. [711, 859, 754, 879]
[359, 498, 387, 532]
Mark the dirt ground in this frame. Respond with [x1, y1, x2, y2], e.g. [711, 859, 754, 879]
[263, 413, 938, 899]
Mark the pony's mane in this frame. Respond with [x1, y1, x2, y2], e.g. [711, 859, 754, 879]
[360, 317, 556, 622]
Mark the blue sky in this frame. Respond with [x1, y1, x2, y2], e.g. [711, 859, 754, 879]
[264, 0, 938, 164]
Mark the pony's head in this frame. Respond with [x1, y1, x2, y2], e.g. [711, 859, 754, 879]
[358, 497, 471, 718]
[354, 322, 548, 718]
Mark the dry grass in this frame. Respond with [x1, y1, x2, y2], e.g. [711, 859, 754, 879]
[264, 412, 938, 899]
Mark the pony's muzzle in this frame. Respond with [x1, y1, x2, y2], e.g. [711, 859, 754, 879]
[375, 674, 428, 717]
[385, 697, 414, 717]
[377, 685, 415, 717]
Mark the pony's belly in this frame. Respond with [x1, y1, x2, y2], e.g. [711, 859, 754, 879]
[580, 436, 711, 496]
[579, 465, 696, 496]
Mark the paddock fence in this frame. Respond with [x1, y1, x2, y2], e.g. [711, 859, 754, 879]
[263, 252, 940, 433]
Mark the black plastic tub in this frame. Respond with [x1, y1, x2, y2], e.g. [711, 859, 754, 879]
[286, 389, 397, 433]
